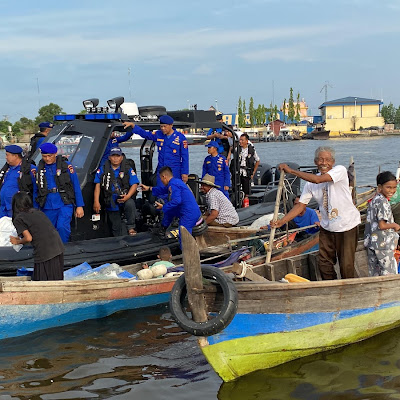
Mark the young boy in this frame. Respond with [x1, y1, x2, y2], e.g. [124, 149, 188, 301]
[143, 246, 175, 277]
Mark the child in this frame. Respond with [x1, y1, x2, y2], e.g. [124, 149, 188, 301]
[9, 192, 65, 281]
[143, 246, 175, 278]
[364, 171, 400, 276]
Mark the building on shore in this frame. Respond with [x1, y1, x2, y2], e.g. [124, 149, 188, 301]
[319, 97, 385, 136]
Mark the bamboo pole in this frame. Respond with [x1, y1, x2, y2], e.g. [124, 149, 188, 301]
[180, 226, 208, 323]
[266, 171, 285, 263]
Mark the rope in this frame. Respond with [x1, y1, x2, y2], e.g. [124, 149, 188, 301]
[236, 261, 253, 278]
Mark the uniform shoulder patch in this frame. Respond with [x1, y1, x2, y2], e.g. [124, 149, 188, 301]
[68, 164, 75, 174]
[183, 140, 188, 149]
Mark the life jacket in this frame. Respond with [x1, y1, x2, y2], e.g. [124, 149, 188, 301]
[239, 143, 256, 175]
[28, 133, 46, 159]
[100, 156, 134, 208]
[35, 155, 75, 208]
[0, 157, 34, 195]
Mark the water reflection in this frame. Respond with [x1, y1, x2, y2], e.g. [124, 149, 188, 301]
[218, 327, 400, 400]
[0, 305, 219, 399]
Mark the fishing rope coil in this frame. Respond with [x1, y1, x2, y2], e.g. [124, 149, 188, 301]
[236, 261, 253, 278]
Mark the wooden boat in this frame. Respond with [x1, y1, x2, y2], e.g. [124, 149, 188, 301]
[0, 246, 239, 341]
[170, 239, 400, 382]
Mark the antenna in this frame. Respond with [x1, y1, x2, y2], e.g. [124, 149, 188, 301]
[320, 81, 333, 102]
[128, 67, 132, 100]
[36, 77, 41, 109]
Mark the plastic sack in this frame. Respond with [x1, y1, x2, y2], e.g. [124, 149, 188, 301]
[0, 216, 23, 252]
[249, 213, 284, 230]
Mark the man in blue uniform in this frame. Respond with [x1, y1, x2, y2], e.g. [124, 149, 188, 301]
[202, 140, 231, 198]
[0, 145, 36, 217]
[123, 115, 189, 186]
[93, 147, 139, 236]
[99, 130, 134, 167]
[34, 143, 85, 242]
[207, 114, 232, 157]
[28, 122, 53, 158]
[140, 166, 201, 241]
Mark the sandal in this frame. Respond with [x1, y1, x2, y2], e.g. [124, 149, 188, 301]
[128, 228, 137, 236]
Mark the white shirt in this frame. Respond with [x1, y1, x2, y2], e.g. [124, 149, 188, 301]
[299, 165, 361, 232]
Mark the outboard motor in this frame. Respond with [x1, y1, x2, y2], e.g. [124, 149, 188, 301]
[274, 162, 301, 195]
[254, 163, 273, 186]
[187, 174, 200, 203]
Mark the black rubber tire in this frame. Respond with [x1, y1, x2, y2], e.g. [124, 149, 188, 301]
[169, 266, 238, 336]
[191, 219, 208, 237]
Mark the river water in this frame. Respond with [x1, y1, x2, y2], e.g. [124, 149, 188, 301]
[1, 136, 400, 399]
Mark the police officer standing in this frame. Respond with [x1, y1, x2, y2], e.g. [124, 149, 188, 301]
[0, 145, 36, 217]
[28, 122, 53, 158]
[34, 143, 84, 242]
[202, 140, 231, 198]
[140, 166, 201, 239]
[99, 130, 134, 167]
[123, 115, 189, 186]
[93, 147, 139, 236]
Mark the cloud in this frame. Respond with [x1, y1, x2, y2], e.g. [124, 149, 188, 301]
[192, 64, 214, 75]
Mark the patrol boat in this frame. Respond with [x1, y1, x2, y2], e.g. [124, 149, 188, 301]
[0, 97, 311, 276]
[0, 98, 228, 275]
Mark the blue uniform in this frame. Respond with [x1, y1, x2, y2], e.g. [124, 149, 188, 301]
[152, 178, 201, 237]
[202, 154, 231, 198]
[94, 166, 139, 212]
[33, 162, 85, 243]
[207, 128, 224, 154]
[293, 207, 320, 234]
[99, 131, 134, 167]
[132, 126, 189, 186]
[0, 164, 36, 218]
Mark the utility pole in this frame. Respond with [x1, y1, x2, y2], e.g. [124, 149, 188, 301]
[128, 67, 132, 100]
[36, 77, 41, 109]
[320, 81, 333, 102]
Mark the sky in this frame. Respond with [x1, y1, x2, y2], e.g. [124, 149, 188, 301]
[1, 0, 400, 122]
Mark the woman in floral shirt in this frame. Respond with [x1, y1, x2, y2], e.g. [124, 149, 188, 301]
[365, 171, 400, 276]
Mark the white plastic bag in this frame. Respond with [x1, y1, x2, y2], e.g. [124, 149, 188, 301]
[249, 213, 284, 230]
[0, 216, 23, 252]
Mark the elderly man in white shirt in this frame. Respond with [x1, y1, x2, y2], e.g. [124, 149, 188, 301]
[270, 146, 361, 280]
[198, 174, 239, 227]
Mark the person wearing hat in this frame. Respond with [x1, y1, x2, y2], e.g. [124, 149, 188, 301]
[99, 130, 134, 167]
[202, 140, 231, 198]
[207, 114, 232, 158]
[140, 166, 201, 244]
[0, 145, 36, 218]
[198, 174, 239, 227]
[28, 122, 54, 159]
[33, 143, 84, 242]
[93, 147, 139, 236]
[123, 115, 189, 188]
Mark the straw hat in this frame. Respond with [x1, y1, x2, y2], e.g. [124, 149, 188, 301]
[195, 174, 220, 188]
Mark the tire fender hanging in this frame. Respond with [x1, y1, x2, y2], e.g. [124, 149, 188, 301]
[169, 266, 238, 336]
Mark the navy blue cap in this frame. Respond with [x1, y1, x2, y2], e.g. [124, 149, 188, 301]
[38, 122, 54, 129]
[206, 140, 219, 148]
[39, 143, 58, 154]
[5, 145, 23, 154]
[159, 115, 174, 125]
[110, 147, 123, 156]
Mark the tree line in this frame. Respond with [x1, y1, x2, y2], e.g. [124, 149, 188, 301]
[237, 88, 303, 128]
[381, 103, 400, 127]
[0, 103, 65, 141]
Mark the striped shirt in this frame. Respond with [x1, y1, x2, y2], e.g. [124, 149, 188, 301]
[206, 187, 239, 225]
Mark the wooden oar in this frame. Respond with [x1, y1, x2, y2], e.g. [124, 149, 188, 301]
[266, 171, 285, 263]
